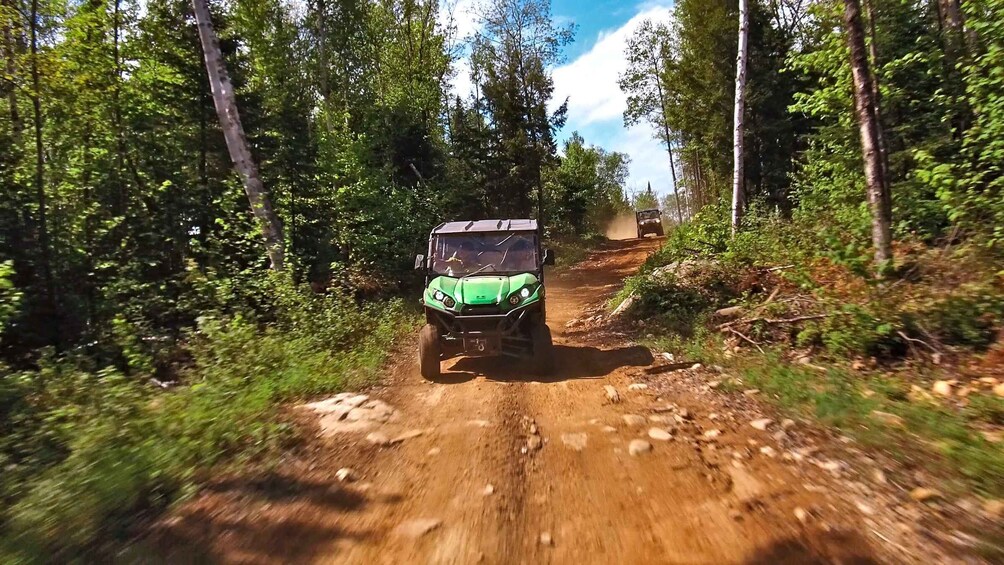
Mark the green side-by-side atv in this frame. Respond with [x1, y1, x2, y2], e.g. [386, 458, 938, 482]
[415, 219, 556, 380]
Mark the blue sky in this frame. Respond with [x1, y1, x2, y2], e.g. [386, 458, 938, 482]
[444, 0, 676, 199]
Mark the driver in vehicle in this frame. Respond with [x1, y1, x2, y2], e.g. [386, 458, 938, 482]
[502, 237, 536, 272]
[444, 241, 478, 275]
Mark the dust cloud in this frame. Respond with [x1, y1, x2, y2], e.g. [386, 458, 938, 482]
[604, 213, 637, 240]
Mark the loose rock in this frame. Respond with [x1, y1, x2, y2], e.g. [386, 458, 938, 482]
[561, 432, 588, 452]
[994, 383, 1004, 398]
[983, 499, 1004, 518]
[392, 429, 425, 443]
[910, 487, 943, 503]
[750, 418, 773, 431]
[483, 484, 495, 496]
[628, 383, 649, 391]
[539, 532, 553, 546]
[781, 419, 796, 430]
[527, 435, 543, 451]
[335, 468, 356, 482]
[743, 389, 760, 396]
[759, 446, 777, 458]
[794, 507, 809, 524]
[628, 439, 653, 456]
[622, 414, 647, 427]
[604, 385, 621, 403]
[932, 380, 953, 397]
[648, 428, 672, 441]
[702, 429, 722, 440]
[366, 432, 391, 446]
[393, 518, 443, 540]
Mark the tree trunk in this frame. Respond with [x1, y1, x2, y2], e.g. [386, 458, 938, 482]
[731, 0, 750, 236]
[29, 0, 57, 345]
[2, 0, 21, 142]
[192, 0, 285, 270]
[843, 0, 892, 270]
[862, 0, 890, 186]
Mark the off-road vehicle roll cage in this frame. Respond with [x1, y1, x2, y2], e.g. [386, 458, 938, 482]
[636, 208, 665, 238]
[414, 219, 556, 379]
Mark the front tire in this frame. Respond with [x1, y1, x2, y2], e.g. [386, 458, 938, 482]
[531, 323, 555, 375]
[419, 324, 441, 380]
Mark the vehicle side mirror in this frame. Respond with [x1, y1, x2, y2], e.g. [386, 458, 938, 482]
[543, 249, 555, 266]
[414, 254, 425, 270]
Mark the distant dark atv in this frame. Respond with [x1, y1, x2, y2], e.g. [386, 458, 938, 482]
[636, 208, 664, 238]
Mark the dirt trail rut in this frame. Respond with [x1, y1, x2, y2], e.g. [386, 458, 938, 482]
[156, 239, 886, 564]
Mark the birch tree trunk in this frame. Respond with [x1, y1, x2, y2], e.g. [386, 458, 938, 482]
[731, 0, 749, 236]
[192, 0, 285, 270]
[843, 0, 892, 270]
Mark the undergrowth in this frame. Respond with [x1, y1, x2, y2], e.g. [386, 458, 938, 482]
[0, 275, 416, 562]
[625, 202, 1004, 500]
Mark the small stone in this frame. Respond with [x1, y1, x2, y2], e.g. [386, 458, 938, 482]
[527, 435, 543, 451]
[628, 383, 649, 391]
[871, 410, 906, 428]
[483, 484, 495, 496]
[781, 419, 796, 430]
[648, 427, 672, 441]
[708, 380, 721, 389]
[393, 518, 442, 539]
[366, 432, 391, 446]
[983, 499, 1004, 518]
[910, 487, 943, 503]
[428, 447, 441, 456]
[691, 363, 703, 370]
[335, 468, 356, 482]
[994, 383, 1004, 398]
[628, 439, 653, 456]
[932, 380, 953, 397]
[539, 532, 553, 546]
[392, 429, 425, 443]
[678, 409, 691, 420]
[530, 423, 538, 434]
[981, 430, 1002, 443]
[794, 507, 809, 524]
[871, 469, 887, 484]
[759, 446, 777, 458]
[750, 418, 773, 431]
[855, 501, 876, 516]
[561, 432, 588, 452]
[730, 509, 744, 521]
[703, 429, 722, 440]
[662, 352, 675, 362]
[602, 425, 617, 433]
[622, 414, 647, 427]
[604, 385, 621, 403]
[743, 389, 760, 396]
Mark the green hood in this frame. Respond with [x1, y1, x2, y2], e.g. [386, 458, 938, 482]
[428, 273, 539, 307]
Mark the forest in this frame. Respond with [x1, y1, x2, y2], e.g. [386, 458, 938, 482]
[1, 0, 1003, 559]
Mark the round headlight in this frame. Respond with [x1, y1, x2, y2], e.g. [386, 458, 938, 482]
[520, 287, 531, 298]
[508, 295, 521, 305]
[443, 296, 456, 308]
[433, 290, 445, 302]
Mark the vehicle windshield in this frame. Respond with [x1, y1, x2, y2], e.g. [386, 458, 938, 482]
[638, 210, 661, 221]
[430, 232, 539, 276]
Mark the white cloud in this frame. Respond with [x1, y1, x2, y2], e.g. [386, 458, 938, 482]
[550, 4, 672, 125]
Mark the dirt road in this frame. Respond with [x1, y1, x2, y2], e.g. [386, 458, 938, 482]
[155, 239, 888, 564]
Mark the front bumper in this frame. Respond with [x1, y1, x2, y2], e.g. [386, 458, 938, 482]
[424, 300, 542, 358]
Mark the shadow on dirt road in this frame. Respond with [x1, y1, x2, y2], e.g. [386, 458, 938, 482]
[437, 345, 655, 384]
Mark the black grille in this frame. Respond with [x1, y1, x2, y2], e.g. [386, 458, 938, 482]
[461, 305, 500, 316]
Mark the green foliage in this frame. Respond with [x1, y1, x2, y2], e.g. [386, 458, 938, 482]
[545, 133, 631, 235]
[0, 281, 413, 560]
